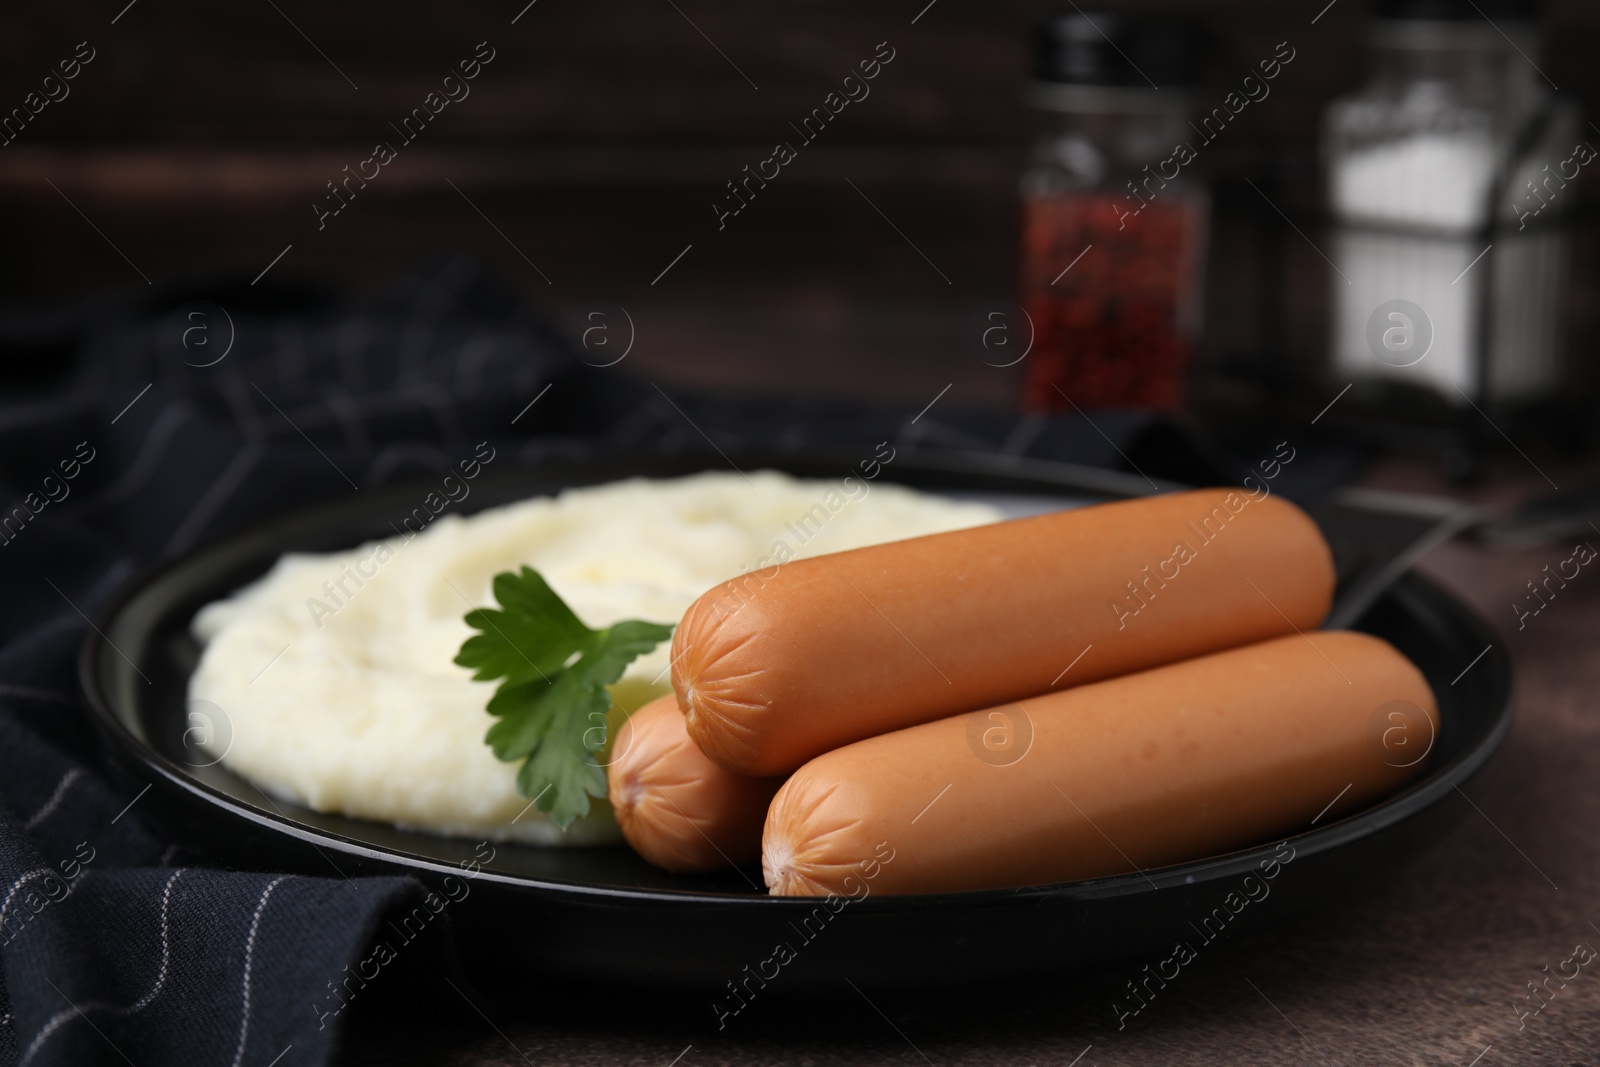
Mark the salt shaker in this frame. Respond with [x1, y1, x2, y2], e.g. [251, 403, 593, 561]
[1324, 0, 1579, 406]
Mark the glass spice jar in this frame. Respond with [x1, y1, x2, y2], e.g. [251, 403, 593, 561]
[1323, 0, 1578, 406]
[1020, 12, 1208, 412]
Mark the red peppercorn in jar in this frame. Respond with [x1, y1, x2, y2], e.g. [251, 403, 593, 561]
[1020, 12, 1208, 412]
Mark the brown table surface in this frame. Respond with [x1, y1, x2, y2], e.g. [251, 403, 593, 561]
[338, 456, 1600, 1067]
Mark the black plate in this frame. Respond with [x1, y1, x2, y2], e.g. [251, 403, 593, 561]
[80, 452, 1513, 991]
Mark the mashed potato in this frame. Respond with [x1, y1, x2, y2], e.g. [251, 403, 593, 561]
[189, 470, 1003, 845]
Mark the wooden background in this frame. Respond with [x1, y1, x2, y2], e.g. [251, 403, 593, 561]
[3, 0, 1597, 410]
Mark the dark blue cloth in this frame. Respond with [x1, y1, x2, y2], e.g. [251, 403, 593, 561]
[0, 259, 1357, 1066]
[0, 260, 564, 1067]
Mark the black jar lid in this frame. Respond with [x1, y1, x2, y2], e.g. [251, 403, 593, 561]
[1034, 11, 1202, 90]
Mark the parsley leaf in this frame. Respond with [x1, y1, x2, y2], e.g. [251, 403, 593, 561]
[455, 566, 675, 828]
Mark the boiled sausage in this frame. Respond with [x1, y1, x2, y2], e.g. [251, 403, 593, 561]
[608, 695, 782, 872]
[763, 631, 1435, 895]
[675, 489, 1335, 775]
